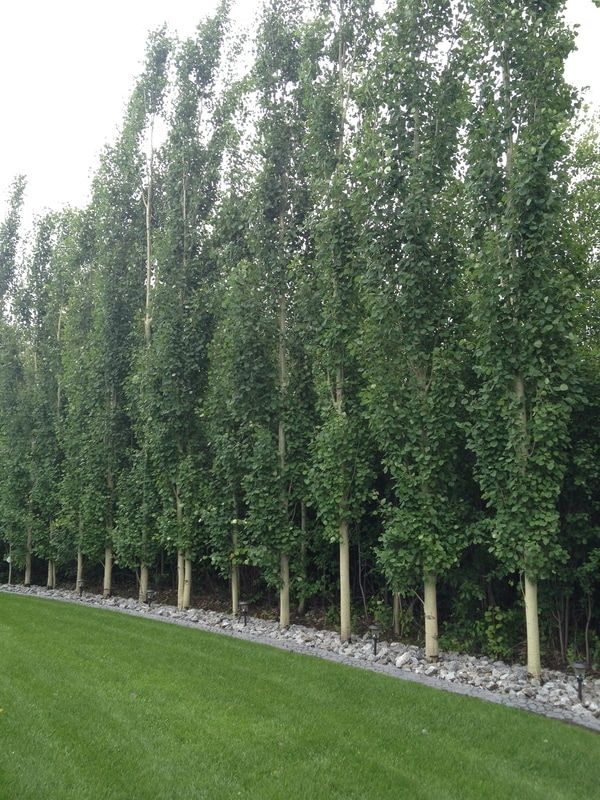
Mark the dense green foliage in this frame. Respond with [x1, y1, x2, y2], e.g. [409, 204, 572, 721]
[2, 594, 599, 800]
[1, 0, 599, 668]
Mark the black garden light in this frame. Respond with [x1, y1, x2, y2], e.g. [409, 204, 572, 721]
[239, 600, 249, 627]
[572, 661, 586, 703]
[369, 623, 382, 656]
[77, 579, 85, 597]
[146, 589, 156, 608]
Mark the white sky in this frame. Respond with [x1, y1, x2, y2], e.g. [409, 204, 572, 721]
[0, 0, 598, 221]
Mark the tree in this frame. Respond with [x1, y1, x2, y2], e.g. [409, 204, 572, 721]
[244, 0, 319, 627]
[465, 0, 577, 677]
[67, 47, 153, 595]
[112, 26, 171, 601]
[130, 8, 230, 609]
[17, 213, 71, 587]
[0, 177, 30, 583]
[357, 0, 468, 660]
[307, 0, 375, 642]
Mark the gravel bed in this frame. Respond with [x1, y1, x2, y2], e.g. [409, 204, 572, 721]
[2, 583, 599, 733]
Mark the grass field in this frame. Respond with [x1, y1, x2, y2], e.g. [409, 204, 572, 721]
[0, 593, 598, 800]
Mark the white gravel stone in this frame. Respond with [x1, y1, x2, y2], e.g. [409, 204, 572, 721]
[395, 652, 412, 669]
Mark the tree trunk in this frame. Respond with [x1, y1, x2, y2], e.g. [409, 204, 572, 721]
[76, 549, 84, 591]
[340, 519, 351, 642]
[524, 573, 541, 679]
[297, 501, 307, 615]
[103, 546, 113, 597]
[393, 592, 401, 637]
[144, 118, 154, 344]
[139, 561, 149, 603]
[585, 595, 592, 666]
[231, 525, 239, 615]
[424, 572, 439, 661]
[47, 559, 56, 589]
[279, 553, 290, 629]
[231, 563, 239, 616]
[177, 549, 185, 610]
[277, 292, 290, 630]
[183, 555, 192, 609]
[7, 549, 12, 585]
[24, 530, 32, 586]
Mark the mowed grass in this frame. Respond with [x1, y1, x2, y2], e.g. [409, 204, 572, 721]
[0, 594, 598, 800]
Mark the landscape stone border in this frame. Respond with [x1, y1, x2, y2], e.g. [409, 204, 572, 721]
[2, 583, 599, 733]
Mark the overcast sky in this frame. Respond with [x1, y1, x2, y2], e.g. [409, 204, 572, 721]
[0, 0, 598, 221]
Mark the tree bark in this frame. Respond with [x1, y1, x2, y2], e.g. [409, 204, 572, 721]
[524, 573, 541, 679]
[231, 525, 240, 615]
[24, 529, 32, 586]
[103, 546, 113, 597]
[393, 592, 401, 637]
[177, 549, 185, 610]
[297, 501, 307, 615]
[277, 292, 290, 630]
[139, 561, 149, 603]
[144, 118, 154, 344]
[183, 555, 192, 609]
[47, 559, 56, 589]
[231, 563, 239, 616]
[340, 519, 351, 642]
[279, 553, 290, 629]
[76, 549, 84, 592]
[424, 572, 439, 661]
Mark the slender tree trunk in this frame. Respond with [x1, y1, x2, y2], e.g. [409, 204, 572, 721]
[47, 559, 56, 589]
[183, 555, 192, 609]
[138, 125, 154, 609]
[24, 529, 32, 586]
[564, 594, 570, 664]
[297, 501, 307, 615]
[277, 292, 290, 629]
[502, 47, 542, 680]
[280, 553, 290, 629]
[139, 562, 149, 603]
[7, 546, 12, 585]
[340, 519, 351, 642]
[231, 563, 240, 616]
[585, 595, 592, 666]
[515, 373, 543, 680]
[393, 592, 401, 637]
[335, 362, 352, 643]
[231, 524, 240, 615]
[144, 119, 154, 344]
[424, 572, 439, 660]
[177, 549, 185, 610]
[103, 546, 113, 597]
[524, 573, 541, 679]
[76, 549, 84, 591]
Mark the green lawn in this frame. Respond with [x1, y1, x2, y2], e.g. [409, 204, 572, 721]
[0, 593, 598, 800]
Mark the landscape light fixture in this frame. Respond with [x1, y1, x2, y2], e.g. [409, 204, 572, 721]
[240, 601, 249, 627]
[369, 623, 382, 656]
[572, 661, 586, 703]
[77, 579, 85, 597]
[146, 589, 156, 608]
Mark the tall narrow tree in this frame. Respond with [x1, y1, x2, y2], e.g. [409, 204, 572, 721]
[307, 0, 375, 642]
[466, 0, 576, 677]
[358, 0, 468, 660]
